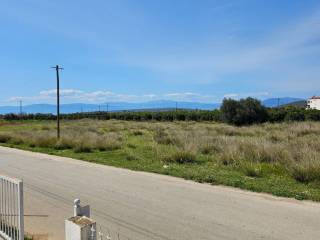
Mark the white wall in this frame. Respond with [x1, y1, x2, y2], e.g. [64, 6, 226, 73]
[307, 99, 320, 110]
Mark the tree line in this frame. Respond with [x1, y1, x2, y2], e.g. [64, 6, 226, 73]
[1, 97, 319, 125]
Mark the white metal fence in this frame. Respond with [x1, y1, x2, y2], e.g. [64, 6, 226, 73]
[0, 175, 24, 240]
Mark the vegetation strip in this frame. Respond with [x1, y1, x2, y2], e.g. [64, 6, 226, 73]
[2, 98, 320, 125]
[0, 119, 320, 201]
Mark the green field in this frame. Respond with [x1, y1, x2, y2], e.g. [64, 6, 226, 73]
[0, 119, 320, 201]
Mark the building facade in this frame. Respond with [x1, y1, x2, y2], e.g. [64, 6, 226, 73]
[306, 96, 320, 110]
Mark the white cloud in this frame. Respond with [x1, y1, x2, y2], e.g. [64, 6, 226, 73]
[223, 92, 269, 99]
[7, 89, 219, 104]
[9, 89, 271, 104]
[164, 92, 217, 102]
[40, 89, 84, 97]
[223, 93, 238, 98]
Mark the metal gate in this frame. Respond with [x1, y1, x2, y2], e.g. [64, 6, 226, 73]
[0, 175, 24, 240]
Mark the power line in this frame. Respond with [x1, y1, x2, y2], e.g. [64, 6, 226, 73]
[51, 65, 64, 139]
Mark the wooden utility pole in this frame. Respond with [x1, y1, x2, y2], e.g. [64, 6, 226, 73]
[51, 65, 63, 139]
[19, 100, 22, 115]
[18, 100, 22, 116]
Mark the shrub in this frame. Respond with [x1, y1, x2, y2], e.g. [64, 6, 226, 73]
[0, 133, 11, 143]
[73, 140, 93, 153]
[267, 108, 287, 122]
[285, 109, 305, 122]
[41, 126, 51, 130]
[153, 128, 174, 145]
[288, 150, 320, 183]
[95, 133, 122, 151]
[305, 110, 320, 121]
[34, 136, 56, 148]
[96, 138, 121, 151]
[131, 130, 143, 136]
[127, 143, 136, 149]
[200, 143, 221, 155]
[126, 153, 138, 161]
[238, 140, 290, 163]
[162, 151, 197, 164]
[54, 138, 73, 150]
[218, 144, 238, 166]
[221, 97, 268, 126]
[240, 162, 263, 177]
[10, 136, 24, 145]
[289, 162, 320, 183]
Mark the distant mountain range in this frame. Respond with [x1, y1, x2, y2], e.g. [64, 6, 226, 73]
[262, 97, 305, 108]
[281, 100, 307, 108]
[0, 98, 306, 114]
[0, 100, 220, 114]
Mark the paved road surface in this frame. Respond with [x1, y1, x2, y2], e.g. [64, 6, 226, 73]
[0, 146, 319, 240]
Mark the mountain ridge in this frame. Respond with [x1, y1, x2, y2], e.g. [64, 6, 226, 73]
[0, 98, 306, 114]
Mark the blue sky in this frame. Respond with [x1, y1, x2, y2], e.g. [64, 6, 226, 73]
[0, 0, 320, 105]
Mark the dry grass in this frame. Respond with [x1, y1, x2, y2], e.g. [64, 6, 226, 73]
[1, 121, 124, 153]
[149, 121, 320, 183]
[1, 120, 320, 188]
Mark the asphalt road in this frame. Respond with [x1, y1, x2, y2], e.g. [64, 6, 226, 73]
[0, 146, 319, 240]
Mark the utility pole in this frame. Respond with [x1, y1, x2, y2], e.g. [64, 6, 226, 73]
[106, 103, 109, 119]
[17, 100, 22, 116]
[51, 65, 64, 139]
[19, 100, 22, 115]
[175, 102, 178, 112]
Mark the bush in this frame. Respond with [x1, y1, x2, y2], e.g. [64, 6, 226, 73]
[126, 153, 138, 161]
[96, 138, 121, 151]
[288, 151, 320, 183]
[284, 108, 305, 122]
[0, 133, 11, 143]
[162, 151, 197, 164]
[73, 140, 93, 153]
[221, 97, 268, 126]
[289, 162, 320, 183]
[34, 136, 56, 148]
[240, 162, 263, 177]
[267, 108, 287, 122]
[131, 130, 143, 136]
[10, 136, 24, 145]
[305, 110, 320, 121]
[153, 128, 175, 145]
[200, 143, 221, 155]
[54, 138, 73, 150]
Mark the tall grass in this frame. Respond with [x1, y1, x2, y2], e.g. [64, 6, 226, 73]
[3, 122, 123, 153]
[149, 121, 320, 183]
[1, 119, 320, 186]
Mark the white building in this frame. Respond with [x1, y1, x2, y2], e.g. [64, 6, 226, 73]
[306, 96, 320, 110]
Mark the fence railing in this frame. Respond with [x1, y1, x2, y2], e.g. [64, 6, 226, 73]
[0, 175, 24, 240]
